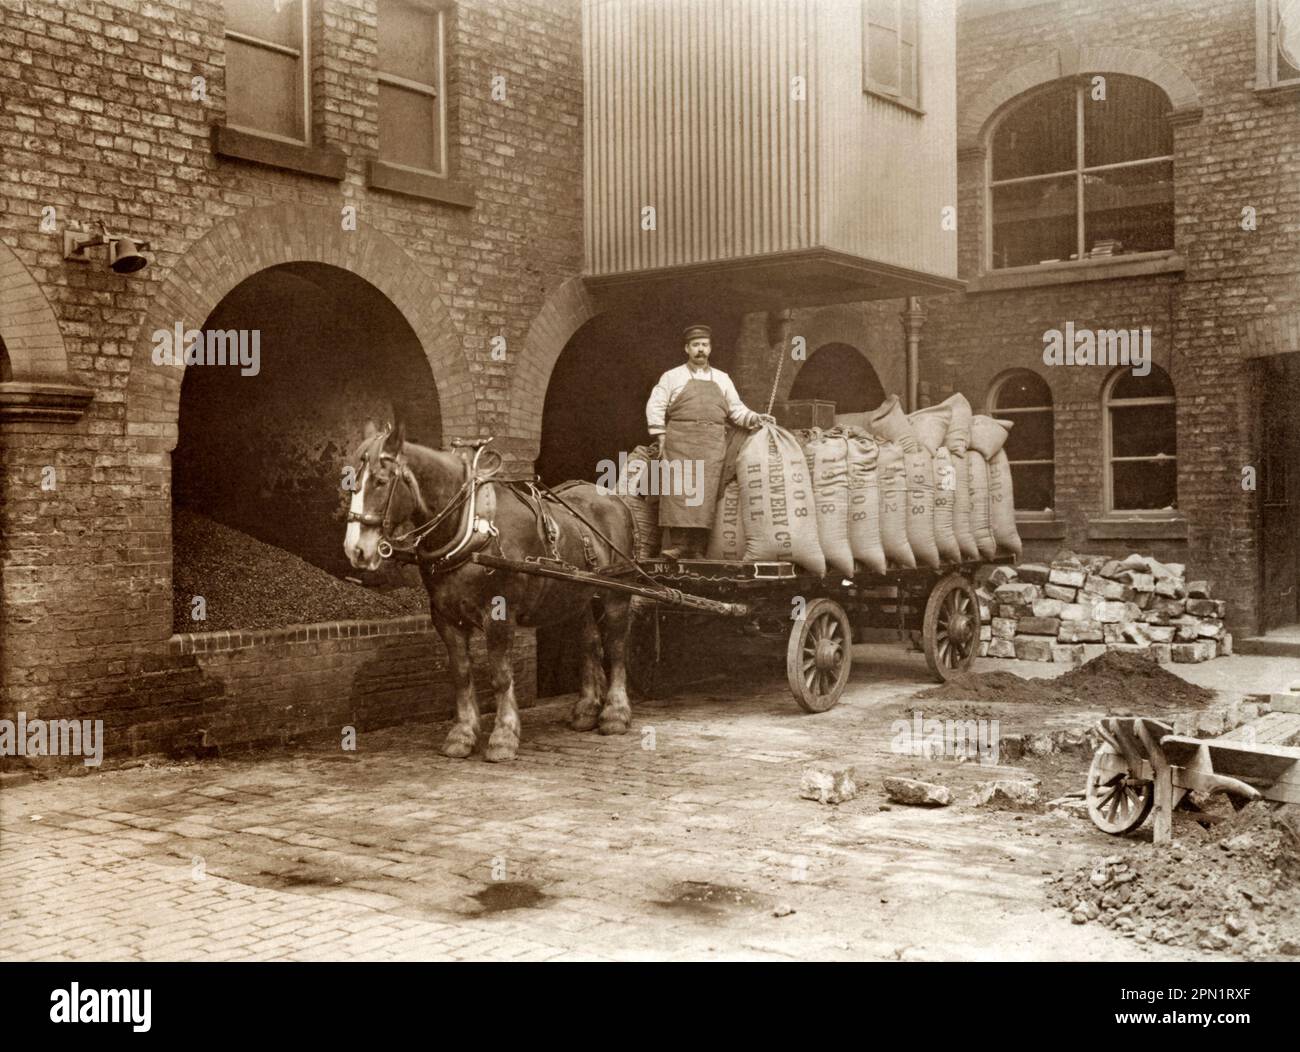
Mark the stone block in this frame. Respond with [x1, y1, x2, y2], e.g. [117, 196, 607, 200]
[1048, 568, 1086, 589]
[991, 617, 1017, 640]
[995, 582, 1040, 605]
[1032, 598, 1064, 618]
[883, 777, 950, 807]
[1051, 643, 1086, 666]
[1013, 636, 1055, 662]
[1044, 583, 1077, 602]
[1196, 620, 1224, 640]
[800, 766, 858, 804]
[1018, 617, 1061, 636]
[1082, 644, 1108, 662]
[1103, 624, 1123, 643]
[1122, 622, 1151, 645]
[1059, 603, 1090, 621]
[1092, 600, 1127, 623]
[1186, 581, 1211, 599]
[1058, 621, 1103, 643]
[1149, 643, 1172, 664]
[1145, 625, 1176, 642]
[1015, 563, 1050, 584]
[987, 638, 1016, 659]
[1172, 642, 1213, 664]
[1219, 632, 1233, 656]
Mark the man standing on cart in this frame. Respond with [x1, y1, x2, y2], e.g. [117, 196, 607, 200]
[646, 323, 770, 560]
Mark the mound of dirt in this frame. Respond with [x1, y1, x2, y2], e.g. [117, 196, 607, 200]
[172, 508, 427, 632]
[1048, 802, 1300, 958]
[916, 650, 1216, 712]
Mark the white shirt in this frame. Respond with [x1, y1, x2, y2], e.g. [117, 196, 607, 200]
[645, 364, 758, 435]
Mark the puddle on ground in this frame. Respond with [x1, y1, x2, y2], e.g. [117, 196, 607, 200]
[652, 880, 765, 918]
[472, 881, 547, 913]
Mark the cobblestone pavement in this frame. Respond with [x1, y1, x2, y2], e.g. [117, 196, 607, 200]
[2, 647, 1287, 962]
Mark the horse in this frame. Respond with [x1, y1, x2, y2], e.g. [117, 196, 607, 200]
[344, 421, 637, 762]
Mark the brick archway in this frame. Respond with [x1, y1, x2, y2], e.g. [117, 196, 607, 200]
[778, 304, 904, 408]
[504, 276, 602, 462]
[957, 45, 1203, 153]
[124, 202, 475, 449]
[0, 239, 70, 380]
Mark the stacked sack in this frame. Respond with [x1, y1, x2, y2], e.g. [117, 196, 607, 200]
[612, 441, 662, 560]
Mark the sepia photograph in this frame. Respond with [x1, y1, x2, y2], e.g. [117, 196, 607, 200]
[0, 0, 1298, 1025]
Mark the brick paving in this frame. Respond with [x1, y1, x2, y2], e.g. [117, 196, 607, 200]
[3, 647, 1279, 962]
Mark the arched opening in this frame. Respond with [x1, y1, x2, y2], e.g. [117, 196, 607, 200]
[788, 342, 885, 414]
[171, 262, 440, 632]
[533, 309, 744, 696]
[989, 368, 1055, 514]
[0, 338, 11, 383]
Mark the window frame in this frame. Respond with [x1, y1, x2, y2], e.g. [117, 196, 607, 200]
[222, 0, 313, 147]
[1101, 365, 1178, 515]
[377, 0, 449, 179]
[987, 370, 1056, 519]
[862, 0, 922, 113]
[1256, 0, 1300, 91]
[984, 76, 1175, 274]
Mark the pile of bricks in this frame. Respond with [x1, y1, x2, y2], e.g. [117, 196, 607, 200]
[974, 554, 1230, 666]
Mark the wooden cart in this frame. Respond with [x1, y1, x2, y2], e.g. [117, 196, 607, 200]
[1085, 713, 1300, 843]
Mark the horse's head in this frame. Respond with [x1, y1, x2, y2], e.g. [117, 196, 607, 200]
[344, 420, 420, 571]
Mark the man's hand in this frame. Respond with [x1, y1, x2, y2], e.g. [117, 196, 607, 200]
[750, 412, 775, 430]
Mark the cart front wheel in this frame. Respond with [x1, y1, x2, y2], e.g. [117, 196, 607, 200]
[922, 573, 981, 682]
[786, 598, 852, 713]
[1085, 743, 1154, 835]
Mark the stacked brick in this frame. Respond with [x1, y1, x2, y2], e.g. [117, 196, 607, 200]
[974, 553, 1230, 666]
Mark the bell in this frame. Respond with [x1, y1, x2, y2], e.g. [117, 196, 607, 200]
[109, 236, 149, 274]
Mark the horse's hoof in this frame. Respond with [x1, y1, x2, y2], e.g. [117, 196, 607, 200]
[442, 739, 474, 759]
[598, 715, 630, 736]
[484, 727, 519, 763]
[571, 712, 599, 732]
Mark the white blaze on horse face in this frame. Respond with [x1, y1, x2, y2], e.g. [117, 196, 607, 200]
[344, 466, 376, 568]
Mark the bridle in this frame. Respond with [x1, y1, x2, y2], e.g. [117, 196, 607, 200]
[348, 435, 503, 569]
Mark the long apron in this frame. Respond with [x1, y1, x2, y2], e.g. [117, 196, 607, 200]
[659, 376, 729, 529]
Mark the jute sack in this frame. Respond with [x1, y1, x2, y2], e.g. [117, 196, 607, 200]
[706, 478, 745, 560]
[739, 423, 826, 575]
[904, 448, 941, 569]
[942, 394, 973, 456]
[908, 402, 953, 456]
[614, 443, 661, 559]
[876, 441, 916, 569]
[967, 450, 997, 560]
[867, 395, 921, 453]
[951, 452, 980, 562]
[988, 448, 1023, 558]
[931, 448, 963, 564]
[970, 414, 1013, 460]
[805, 431, 855, 576]
[846, 436, 886, 574]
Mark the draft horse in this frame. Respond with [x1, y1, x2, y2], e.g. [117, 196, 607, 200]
[344, 422, 637, 762]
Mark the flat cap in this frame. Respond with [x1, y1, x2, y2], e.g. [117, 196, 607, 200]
[682, 324, 712, 341]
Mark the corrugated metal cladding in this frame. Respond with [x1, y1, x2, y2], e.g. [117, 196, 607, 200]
[583, 0, 820, 276]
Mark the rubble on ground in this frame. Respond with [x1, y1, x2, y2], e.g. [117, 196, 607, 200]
[800, 766, 859, 804]
[1048, 802, 1300, 958]
[883, 776, 952, 806]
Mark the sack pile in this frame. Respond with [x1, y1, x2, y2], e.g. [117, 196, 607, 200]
[613, 441, 662, 560]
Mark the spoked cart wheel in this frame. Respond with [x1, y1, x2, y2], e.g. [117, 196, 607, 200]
[921, 572, 981, 682]
[786, 597, 853, 713]
[1085, 742, 1154, 834]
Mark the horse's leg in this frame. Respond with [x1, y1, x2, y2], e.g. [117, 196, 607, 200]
[570, 599, 604, 732]
[598, 594, 632, 735]
[483, 615, 522, 763]
[434, 615, 479, 759]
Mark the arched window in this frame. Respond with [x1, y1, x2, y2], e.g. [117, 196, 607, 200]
[989, 370, 1054, 514]
[1104, 365, 1177, 512]
[988, 74, 1174, 269]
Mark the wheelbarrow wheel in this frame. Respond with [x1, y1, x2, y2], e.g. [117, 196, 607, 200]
[1085, 742, 1154, 835]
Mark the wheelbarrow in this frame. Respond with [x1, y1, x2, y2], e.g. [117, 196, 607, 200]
[1084, 715, 1300, 843]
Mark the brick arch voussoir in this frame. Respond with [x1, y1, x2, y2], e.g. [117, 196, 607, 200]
[507, 276, 601, 462]
[958, 46, 1202, 152]
[0, 240, 71, 381]
[124, 204, 474, 447]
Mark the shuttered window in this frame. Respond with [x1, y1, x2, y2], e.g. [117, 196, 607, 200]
[378, 0, 446, 176]
[223, 0, 310, 143]
[863, 0, 920, 109]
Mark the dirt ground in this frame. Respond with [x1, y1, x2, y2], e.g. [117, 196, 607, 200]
[1, 645, 1297, 961]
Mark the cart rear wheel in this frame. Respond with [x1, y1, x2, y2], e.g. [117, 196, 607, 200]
[1085, 743, 1154, 834]
[922, 573, 981, 682]
[786, 598, 852, 713]
[626, 599, 663, 699]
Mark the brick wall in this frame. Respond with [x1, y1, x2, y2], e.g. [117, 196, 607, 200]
[0, 0, 581, 759]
